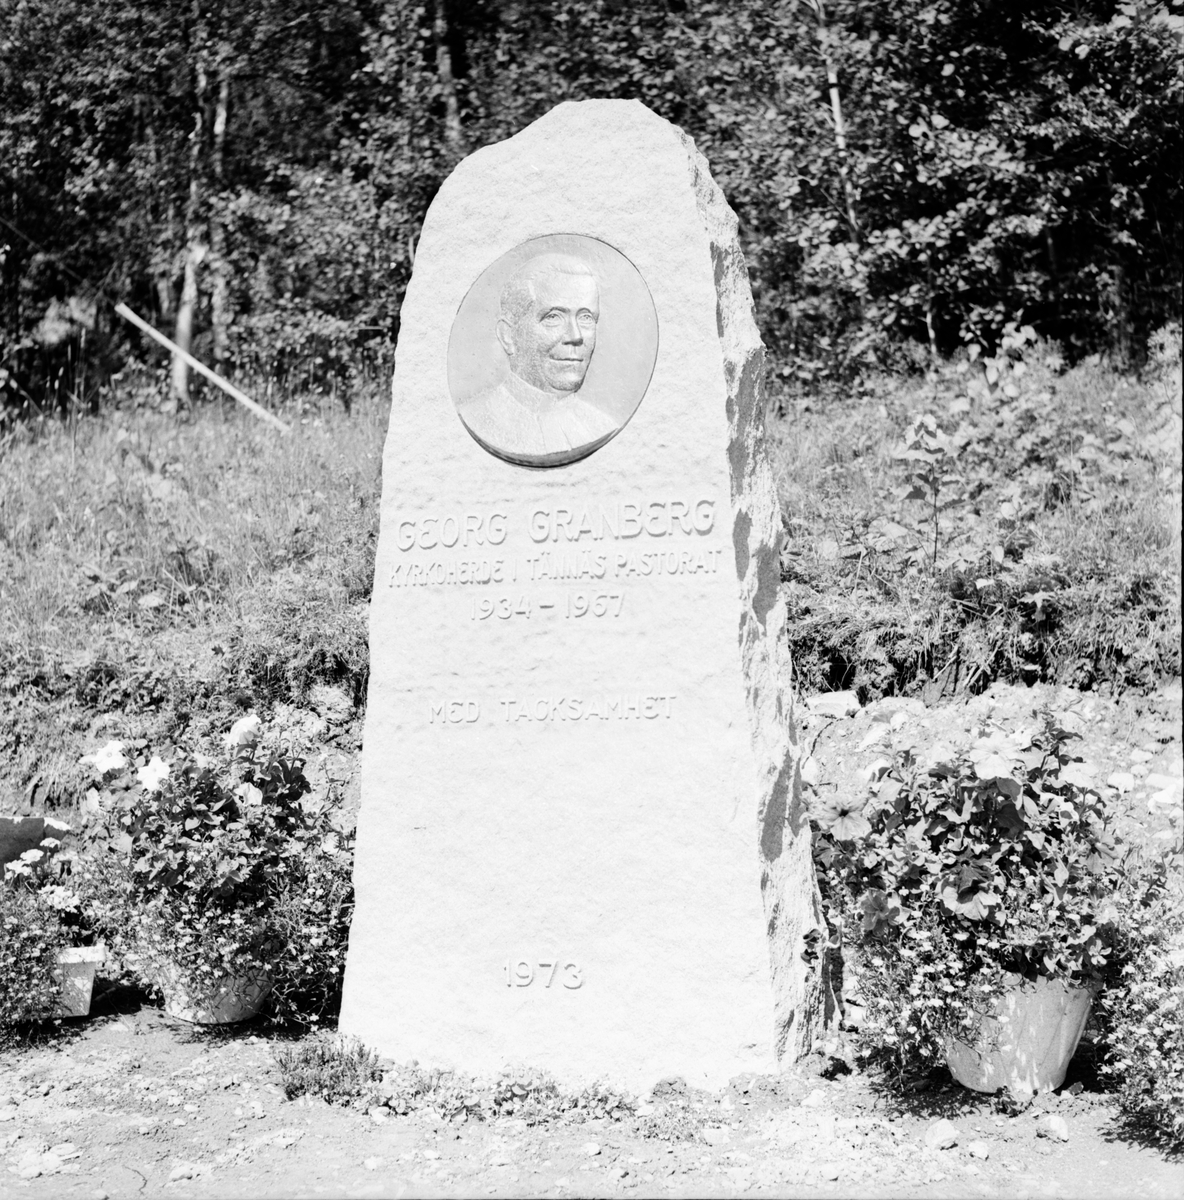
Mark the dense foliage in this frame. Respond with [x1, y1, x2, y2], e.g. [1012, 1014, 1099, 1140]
[1, 0, 1180, 413]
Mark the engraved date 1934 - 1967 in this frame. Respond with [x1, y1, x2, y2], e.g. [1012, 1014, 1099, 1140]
[504, 959, 584, 989]
[471, 592, 624, 620]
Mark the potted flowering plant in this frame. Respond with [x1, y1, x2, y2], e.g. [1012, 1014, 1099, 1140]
[812, 709, 1128, 1096]
[82, 719, 341, 1024]
[4, 825, 106, 1019]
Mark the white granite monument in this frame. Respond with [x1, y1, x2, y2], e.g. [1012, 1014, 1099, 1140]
[340, 99, 828, 1092]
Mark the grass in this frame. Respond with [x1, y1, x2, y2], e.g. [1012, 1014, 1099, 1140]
[0, 336, 1179, 814]
[0, 382, 387, 812]
[274, 1034, 384, 1107]
[770, 338, 1182, 701]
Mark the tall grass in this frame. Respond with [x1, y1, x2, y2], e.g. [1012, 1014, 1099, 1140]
[1, 344, 1179, 811]
[0, 379, 388, 810]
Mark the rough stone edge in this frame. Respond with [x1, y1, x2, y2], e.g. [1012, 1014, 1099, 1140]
[681, 131, 835, 1063]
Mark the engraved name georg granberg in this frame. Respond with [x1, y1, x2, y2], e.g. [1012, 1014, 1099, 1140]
[393, 497, 716, 551]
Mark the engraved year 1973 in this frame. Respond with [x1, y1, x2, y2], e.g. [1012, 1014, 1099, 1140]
[504, 959, 584, 989]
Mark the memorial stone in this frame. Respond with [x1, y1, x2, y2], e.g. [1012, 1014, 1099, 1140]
[340, 99, 827, 1092]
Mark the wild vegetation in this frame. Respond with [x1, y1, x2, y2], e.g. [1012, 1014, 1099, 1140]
[1, 0, 1181, 417]
[777, 327, 1182, 702]
[0, 386, 382, 812]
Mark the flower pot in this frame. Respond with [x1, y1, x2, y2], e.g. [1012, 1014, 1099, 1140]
[158, 962, 273, 1025]
[946, 975, 1095, 1096]
[53, 945, 106, 1018]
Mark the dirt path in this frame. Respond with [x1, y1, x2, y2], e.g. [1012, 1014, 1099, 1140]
[2, 1003, 1181, 1199]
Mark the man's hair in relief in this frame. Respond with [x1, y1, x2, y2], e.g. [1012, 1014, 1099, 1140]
[497, 253, 598, 327]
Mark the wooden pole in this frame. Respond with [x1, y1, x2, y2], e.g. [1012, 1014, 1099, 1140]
[114, 302, 290, 434]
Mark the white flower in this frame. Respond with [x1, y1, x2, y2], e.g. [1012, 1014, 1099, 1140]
[5, 848, 43, 880]
[224, 713, 261, 749]
[80, 739, 127, 775]
[235, 782, 263, 806]
[194, 752, 218, 769]
[137, 756, 170, 792]
[41, 885, 80, 914]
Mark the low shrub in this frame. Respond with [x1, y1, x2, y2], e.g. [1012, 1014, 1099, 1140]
[636, 1103, 705, 1143]
[274, 1035, 383, 1108]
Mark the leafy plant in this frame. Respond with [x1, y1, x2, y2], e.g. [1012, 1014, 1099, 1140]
[813, 709, 1130, 1077]
[563, 1080, 637, 1124]
[490, 1069, 564, 1124]
[266, 825, 355, 1026]
[782, 345, 1179, 701]
[894, 413, 972, 572]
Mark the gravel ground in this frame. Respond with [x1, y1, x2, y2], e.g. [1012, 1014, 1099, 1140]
[1, 1004, 1181, 1199]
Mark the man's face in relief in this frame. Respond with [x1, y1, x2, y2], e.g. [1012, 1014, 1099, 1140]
[498, 271, 600, 395]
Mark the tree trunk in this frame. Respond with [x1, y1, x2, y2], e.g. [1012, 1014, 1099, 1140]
[172, 52, 207, 408]
[1046, 230, 1061, 321]
[1105, 169, 1132, 366]
[803, 0, 859, 243]
[432, 0, 464, 158]
[154, 268, 175, 325]
[210, 69, 231, 368]
[826, 60, 860, 244]
[172, 239, 205, 409]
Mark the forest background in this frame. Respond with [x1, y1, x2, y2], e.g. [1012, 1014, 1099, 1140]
[1, 0, 1181, 416]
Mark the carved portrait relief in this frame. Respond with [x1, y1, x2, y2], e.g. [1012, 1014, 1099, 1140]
[447, 234, 659, 467]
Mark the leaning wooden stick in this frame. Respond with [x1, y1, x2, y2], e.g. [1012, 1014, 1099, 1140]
[114, 302, 291, 434]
